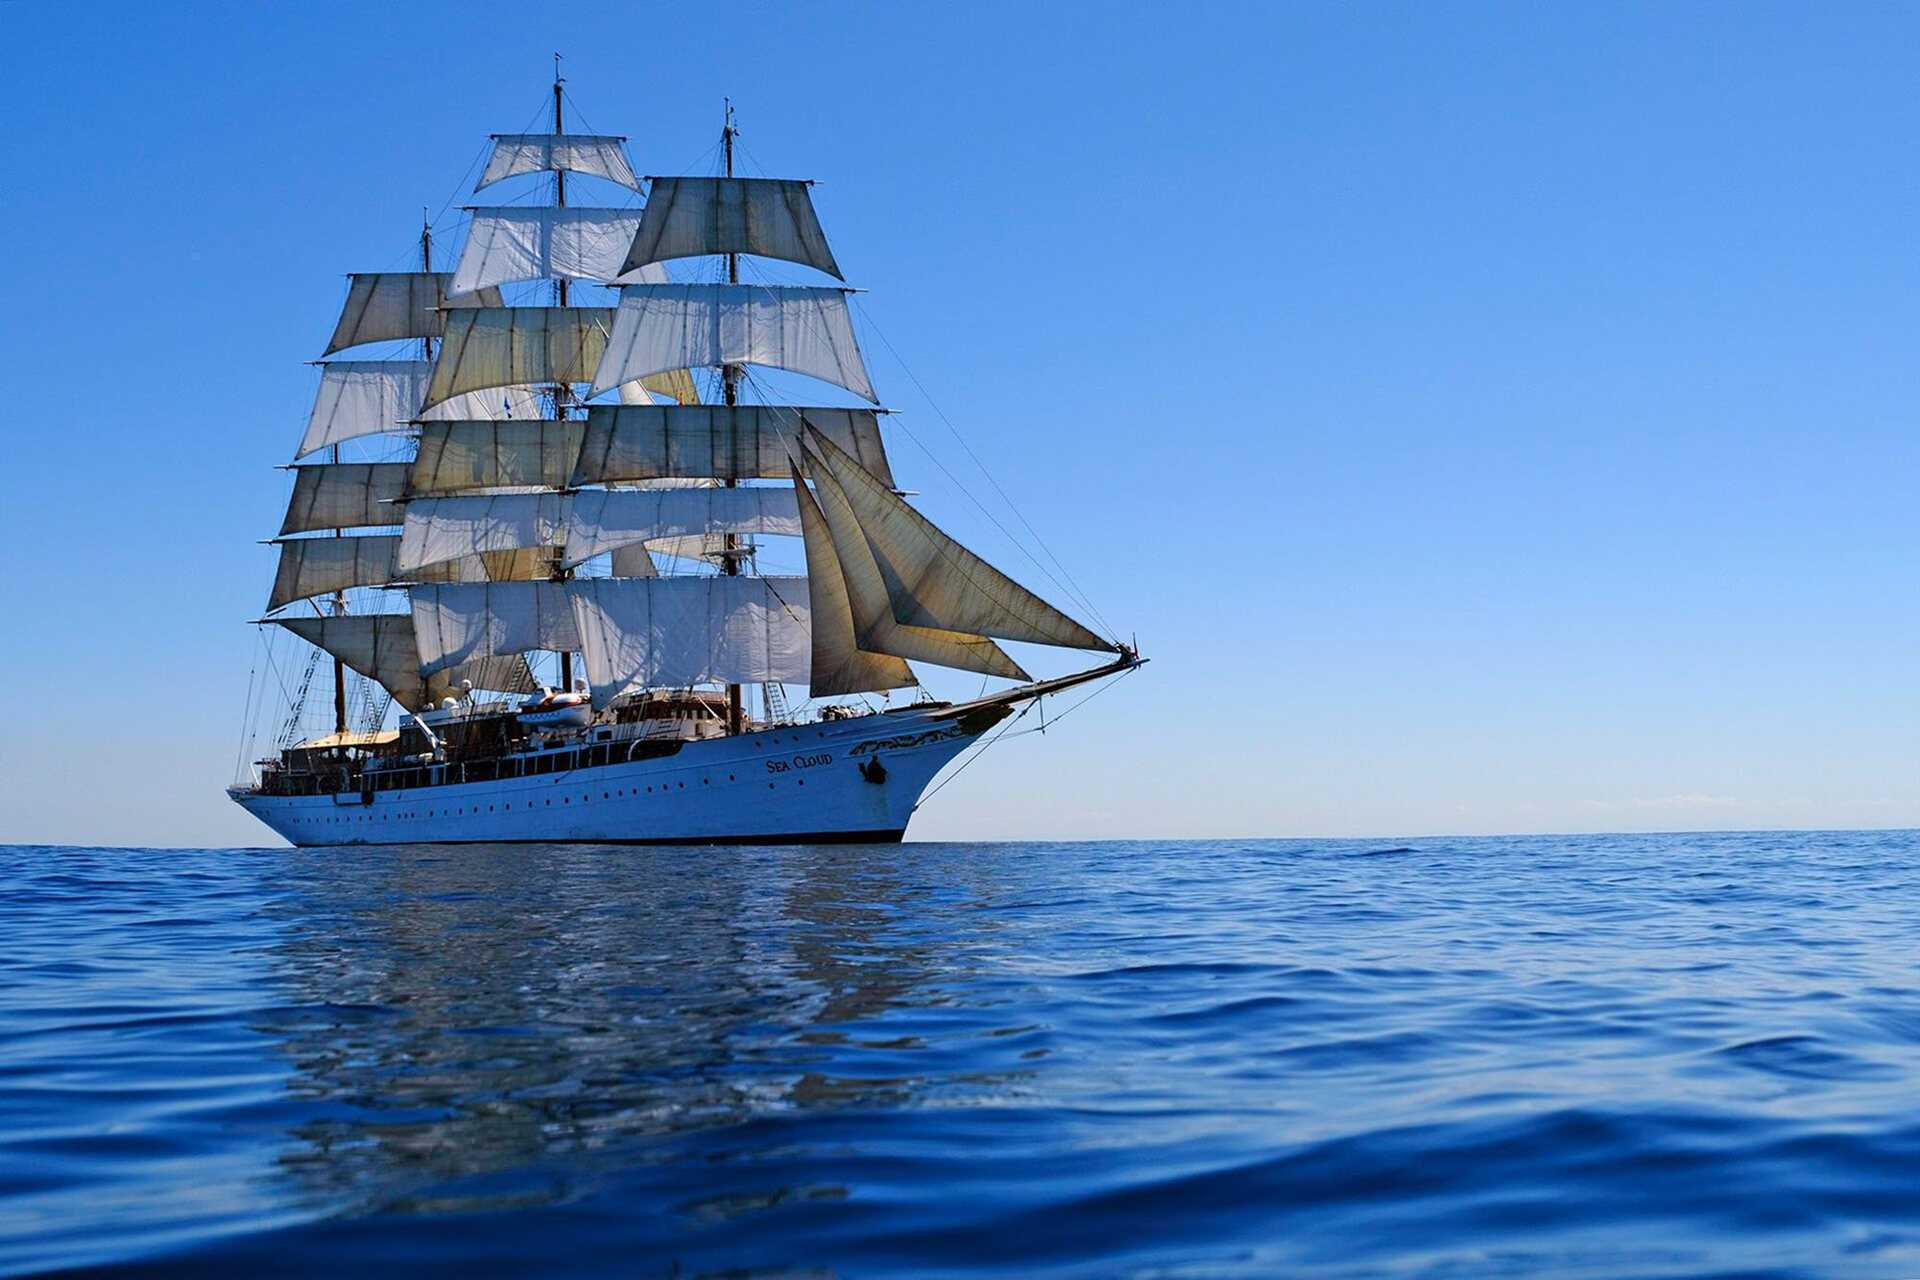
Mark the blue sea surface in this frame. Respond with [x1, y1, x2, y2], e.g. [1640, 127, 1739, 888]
[5, 833, 1920, 1277]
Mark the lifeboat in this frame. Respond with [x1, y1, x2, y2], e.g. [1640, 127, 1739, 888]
[517, 688, 593, 731]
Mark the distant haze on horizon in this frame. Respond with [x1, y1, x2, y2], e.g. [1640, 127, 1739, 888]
[3, 2, 1918, 846]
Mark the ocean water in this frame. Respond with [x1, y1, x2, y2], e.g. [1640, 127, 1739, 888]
[6, 834, 1920, 1278]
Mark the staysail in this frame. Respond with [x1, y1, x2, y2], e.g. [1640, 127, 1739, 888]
[801, 449, 1027, 680]
[791, 463, 916, 695]
[808, 429, 1114, 652]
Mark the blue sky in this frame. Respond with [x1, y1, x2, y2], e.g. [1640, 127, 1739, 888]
[3, 2, 1919, 845]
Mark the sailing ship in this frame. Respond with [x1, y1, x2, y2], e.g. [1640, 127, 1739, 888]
[229, 73, 1140, 846]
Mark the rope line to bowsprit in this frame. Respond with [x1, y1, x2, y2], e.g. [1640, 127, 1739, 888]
[913, 664, 1139, 812]
[851, 299, 1120, 643]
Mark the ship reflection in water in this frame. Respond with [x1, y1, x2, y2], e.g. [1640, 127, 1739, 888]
[16, 834, 1920, 1276]
[258, 842, 1025, 1240]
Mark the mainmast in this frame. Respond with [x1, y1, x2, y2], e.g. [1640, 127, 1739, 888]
[551, 55, 577, 695]
[721, 100, 744, 736]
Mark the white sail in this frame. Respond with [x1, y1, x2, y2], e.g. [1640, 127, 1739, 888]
[452, 208, 670, 293]
[397, 493, 570, 574]
[271, 614, 536, 711]
[410, 581, 582, 676]
[567, 577, 812, 706]
[590, 285, 876, 402]
[616, 369, 700, 406]
[268, 537, 552, 611]
[476, 133, 640, 193]
[791, 466, 915, 695]
[409, 420, 583, 495]
[425, 308, 613, 410]
[803, 452, 1027, 680]
[279, 462, 410, 535]
[620, 177, 842, 279]
[809, 429, 1113, 653]
[563, 487, 802, 568]
[609, 544, 660, 578]
[268, 536, 406, 611]
[322, 273, 503, 356]
[609, 533, 732, 576]
[296, 361, 428, 459]
[421, 384, 548, 422]
[570, 404, 891, 486]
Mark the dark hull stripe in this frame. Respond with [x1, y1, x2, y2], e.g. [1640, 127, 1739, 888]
[277, 827, 908, 849]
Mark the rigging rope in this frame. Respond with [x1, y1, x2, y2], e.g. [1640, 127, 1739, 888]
[849, 299, 1118, 641]
[916, 664, 1139, 811]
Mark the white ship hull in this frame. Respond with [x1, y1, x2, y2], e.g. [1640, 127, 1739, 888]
[230, 705, 986, 847]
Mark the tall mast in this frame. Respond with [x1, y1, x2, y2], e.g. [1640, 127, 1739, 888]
[551, 56, 577, 694]
[420, 209, 435, 362]
[721, 100, 744, 736]
[329, 455, 347, 736]
[329, 214, 435, 742]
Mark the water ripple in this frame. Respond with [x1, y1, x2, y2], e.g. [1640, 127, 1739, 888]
[6, 833, 1920, 1276]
